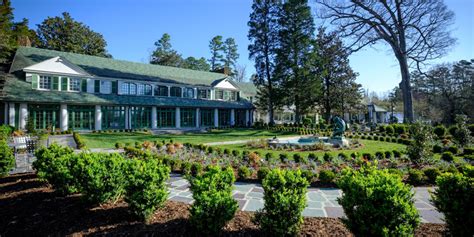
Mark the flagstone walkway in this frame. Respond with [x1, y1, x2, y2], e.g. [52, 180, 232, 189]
[167, 173, 444, 224]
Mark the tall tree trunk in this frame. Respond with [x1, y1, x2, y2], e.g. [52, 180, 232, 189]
[324, 76, 331, 122]
[397, 56, 414, 123]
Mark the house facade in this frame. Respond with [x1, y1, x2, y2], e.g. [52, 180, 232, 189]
[0, 47, 255, 131]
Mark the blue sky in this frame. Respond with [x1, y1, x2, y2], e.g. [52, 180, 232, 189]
[12, 0, 474, 95]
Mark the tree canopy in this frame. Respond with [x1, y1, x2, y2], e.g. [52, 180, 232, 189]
[208, 35, 225, 71]
[150, 33, 182, 67]
[36, 12, 111, 58]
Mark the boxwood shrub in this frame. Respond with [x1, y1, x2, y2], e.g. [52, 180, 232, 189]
[447, 145, 458, 154]
[257, 166, 270, 181]
[432, 168, 473, 237]
[441, 152, 454, 162]
[188, 166, 238, 235]
[125, 158, 170, 221]
[423, 167, 442, 184]
[71, 152, 127, 204]
[319, 169, 336, 184]
[254, 169, 309, 236]
[407, 169, 425, 185]
[0, 139, 15, 177]
[238, 166, 251, 180]
[337, 165, 419, 236]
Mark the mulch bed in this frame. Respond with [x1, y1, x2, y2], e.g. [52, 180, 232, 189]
[1, 173, 445, 236]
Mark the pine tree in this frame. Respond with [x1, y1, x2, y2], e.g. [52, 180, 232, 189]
[223, 37, 239, 74]
[36, 12, 111, 57]
[275, 0, 321, 123]
[181, 56, 210, 71]
[248, 0, 282, 125]
[150, 33, 183, 67]
[315, 28, 362, 121]
[208, 35, 225, 71]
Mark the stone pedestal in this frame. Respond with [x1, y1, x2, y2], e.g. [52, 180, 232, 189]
[328, 137, 350, 148]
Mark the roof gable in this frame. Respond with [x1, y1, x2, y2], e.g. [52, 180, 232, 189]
[212, 78, 239, 90]
[23, 56, 91, 77]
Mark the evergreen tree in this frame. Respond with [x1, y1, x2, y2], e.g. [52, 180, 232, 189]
[208, 35, 225, 71]
[223, 37, 239, 74]
[275, 0, 321, 123]
[0, 0, 37, 65]
[315, 28, 362, 121]
[248, 0, 282, 125]
[181, 56, 210, 71]
[150, 33, 183, 67]
[36, 12, 111, 57]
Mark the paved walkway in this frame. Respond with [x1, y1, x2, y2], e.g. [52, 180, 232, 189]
[204, 135, 304, 146]
[167, 173, 443, 224]
[48, 135, 76, 148]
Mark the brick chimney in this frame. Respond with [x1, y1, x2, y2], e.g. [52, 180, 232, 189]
[211, 67, 230, 75]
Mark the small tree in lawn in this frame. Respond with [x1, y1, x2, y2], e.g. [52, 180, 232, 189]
[406, 121, 434, 166]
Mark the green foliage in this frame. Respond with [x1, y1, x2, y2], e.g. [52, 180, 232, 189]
[337, 165, 419, 236]
[191, 162, 203, 177]
[393, 124, 407, 135]
[71, 152, 126, 204]
[257, 167, 270, 180]
[0, 125, 13, 140]
[254, 169, 309, 236]
[385, 125, 395, 135]
[406, 122, 434, 165]
[432, 144, 443, 153]
[188, 166, 238, 235]
[433, 125, 446, 138]
[384, 151, 392, 158]
[432, 168, 474, 237]
[447, 145, 458, 154]
[238, 166, 251, 180]
[115, 142, 123, 149]
[407, 169, 425, 185]
[36, 12, 110, 57]
[423, 167, 441, 184]
[150, 33, 182, 67]
[0, 139, 15, 176]
[453, 114, 472, 147]
[323, 152, 333, 162]
[319, 169, 336, 184]
[125, 159, 170, 221]
[441, 152, 454, 162]
[448, 125, 458, 137]
[73, 132, 86, 149]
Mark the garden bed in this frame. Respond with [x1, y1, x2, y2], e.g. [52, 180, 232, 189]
[1, 173, 446, 236]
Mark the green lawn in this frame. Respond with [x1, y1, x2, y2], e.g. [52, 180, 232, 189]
[213, 140, 406, 158]
[81, 129, 296, 148]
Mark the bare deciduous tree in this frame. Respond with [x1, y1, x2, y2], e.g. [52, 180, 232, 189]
[316, 0, 456, 122]
[233, 64, 247, 82]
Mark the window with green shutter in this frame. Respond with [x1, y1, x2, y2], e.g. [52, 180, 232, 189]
[94, 80, 100, 93]
[31, 74, 39, 89]
[52, 76, 59, 90]
[81, 79, 87, 92]
[61, 77, 68, 91]
[112, 80, 118, 94]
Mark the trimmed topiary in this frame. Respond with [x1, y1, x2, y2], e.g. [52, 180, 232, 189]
[337, 165, 419, 236]
[0, 139, 15, 177]
[432, 167, 474, 237]
[319, 169, 336, 184]
[407, 169, 425, 185]
[254, 169, 309, 236]
[188, 166, 238, 235]
[423, 167, 442, 185]
[441, 152, 454, 162]
[238, 166, 251, 180]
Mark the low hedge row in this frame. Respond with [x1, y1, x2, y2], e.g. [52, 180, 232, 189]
[72, 132, 86, 149]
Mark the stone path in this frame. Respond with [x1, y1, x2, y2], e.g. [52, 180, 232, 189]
[48, 135, 76, 148]
[167, 174, 444, 224]
[10, 153, 36, 174]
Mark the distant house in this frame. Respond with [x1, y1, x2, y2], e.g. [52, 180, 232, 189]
[367, 103, 389, 124]
[0, 47, 256, 131]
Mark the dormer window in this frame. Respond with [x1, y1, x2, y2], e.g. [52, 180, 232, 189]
[198, 89, 211, 99]
[120, 82, 130, 94]
[100, 80, 112, 94]
[183, 87, 194, 98]
[216, 89, 224, 100]
[137, 84, 145, 95]
[69, 78, 81, 91]
[129, 83, 137, 95]
[144, 85, 152, 95]
[39, 76, 52, 89]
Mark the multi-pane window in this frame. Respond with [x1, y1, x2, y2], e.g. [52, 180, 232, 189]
[170, 87, 182, 97]
[183, 88, 194, 98]
[100, 80, 112, 94]
[68, 105, 95, 130]
[215, 90, 224, 100]
[219, 109, 231, 126]
[28, 104, 59, 130]
[130, 106, 151, 128]
[144, 85, 152, 95]
[155, 85, 168, 96]
[157, 108, 175, 127]
[120, 82, 130, 94]
[180, 108, 196, 127]
[102, 106, 126, 129]
[230, 91, 237, 101]
[200, 109, 214, 126]
[198, 89, 211, 99]
[69, 78, 81, 91]
[137, 84, 145, 95]
[129, 83, 137, 95]
[39, 76, 52, 89]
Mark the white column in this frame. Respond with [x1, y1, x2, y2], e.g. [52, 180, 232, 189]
[151, 106, 157, 129]
[60, 104, 68, 131]
[245, 110, 250, 127]
[195, 108, 200, 128]
[181, 87, 185, 98]
[95, 105, 102, 131]
[167, 86, 171, 97]
[194, 88, 198, 99]
[125, 106, 130, 129]
[175, 107, 181, 128]
[230, 109, 235, 126]
[19, 103, 28, 130]
[210, 89, 215, 100]
[8, 102, 15, 127]
[214, 108, 219, 127]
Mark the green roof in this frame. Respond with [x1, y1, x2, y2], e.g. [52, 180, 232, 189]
[0, 72, 253, 109]
[9, 47, 227, 86]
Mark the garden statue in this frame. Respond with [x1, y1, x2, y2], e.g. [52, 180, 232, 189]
[331, 116, 346, 139]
